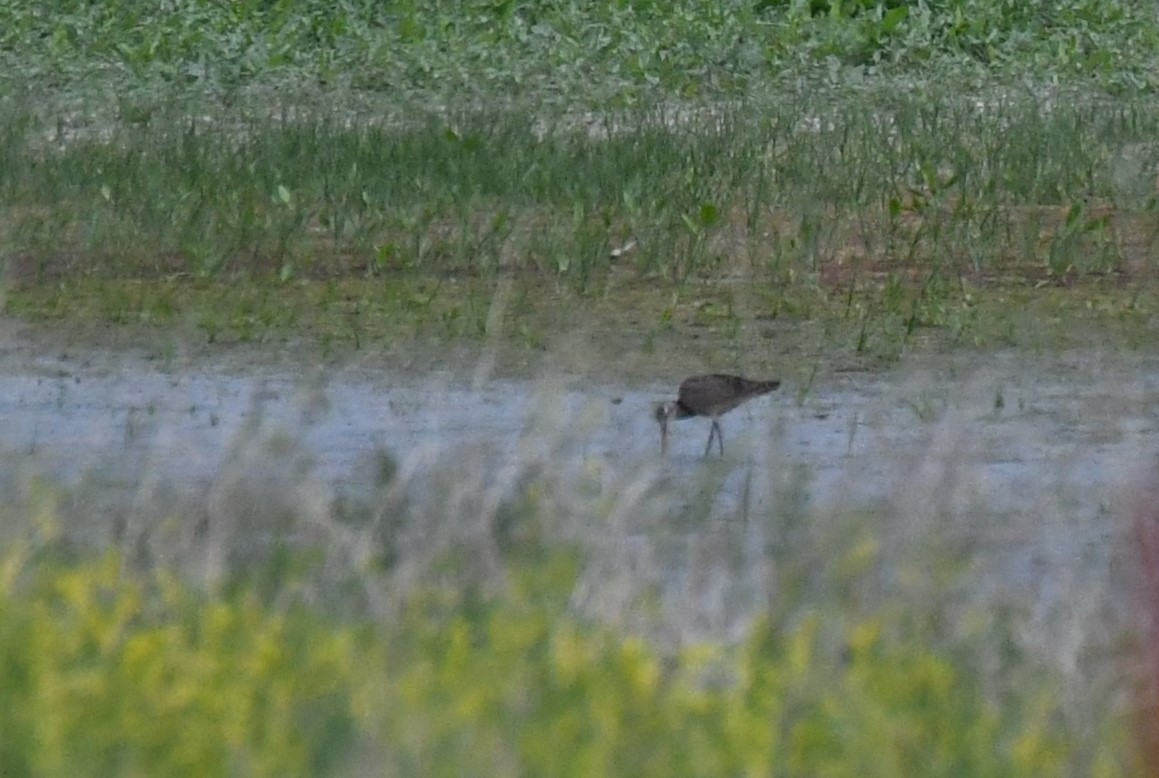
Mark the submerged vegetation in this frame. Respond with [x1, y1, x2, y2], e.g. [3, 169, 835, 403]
[2, 0, 1158, 772]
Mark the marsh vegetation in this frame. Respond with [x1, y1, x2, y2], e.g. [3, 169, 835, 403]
[3, 0, 1159, 773]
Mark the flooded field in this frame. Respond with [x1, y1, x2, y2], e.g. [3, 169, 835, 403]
[1, 325, 1155, 650]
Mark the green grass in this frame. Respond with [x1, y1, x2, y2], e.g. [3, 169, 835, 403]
[5, 271, 1157, 373]
[4, 88, 1159, 360]
[7, 88, 1159, 283]
[2, 0, 1157, 102]
[3, 0, 1159, 360]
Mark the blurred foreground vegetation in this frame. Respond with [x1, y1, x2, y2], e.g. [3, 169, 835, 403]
[0, 546, 1131, 776]
[0, 416, 1139, 775]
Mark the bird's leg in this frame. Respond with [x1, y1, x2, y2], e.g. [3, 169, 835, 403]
[704, 419, 725, 457]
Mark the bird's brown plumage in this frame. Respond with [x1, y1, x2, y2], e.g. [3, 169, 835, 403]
[656, 373, 781, 456]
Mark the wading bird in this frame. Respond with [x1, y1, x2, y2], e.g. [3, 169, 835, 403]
[655, 374, 781, 457]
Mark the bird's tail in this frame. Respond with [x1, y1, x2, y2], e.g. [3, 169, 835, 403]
[753, 379, 781, 395]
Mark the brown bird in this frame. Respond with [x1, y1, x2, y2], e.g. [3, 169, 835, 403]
[655, 374, 781, 456]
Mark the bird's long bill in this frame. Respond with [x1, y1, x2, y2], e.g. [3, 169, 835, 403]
[659, 417, 669, 454]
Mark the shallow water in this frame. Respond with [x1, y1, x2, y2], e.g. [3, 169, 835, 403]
[5, 347, 1154, 506]
[2, 341, 1156, 644]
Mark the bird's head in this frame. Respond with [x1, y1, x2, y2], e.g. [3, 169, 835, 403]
[654, 401, 679, 453]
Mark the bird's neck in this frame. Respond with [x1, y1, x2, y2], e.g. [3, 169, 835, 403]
[673, 400, 697, 419]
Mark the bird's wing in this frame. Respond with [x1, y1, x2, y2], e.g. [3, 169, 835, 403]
[678, 374, 740, 414]
[679, 374, 779, 415]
